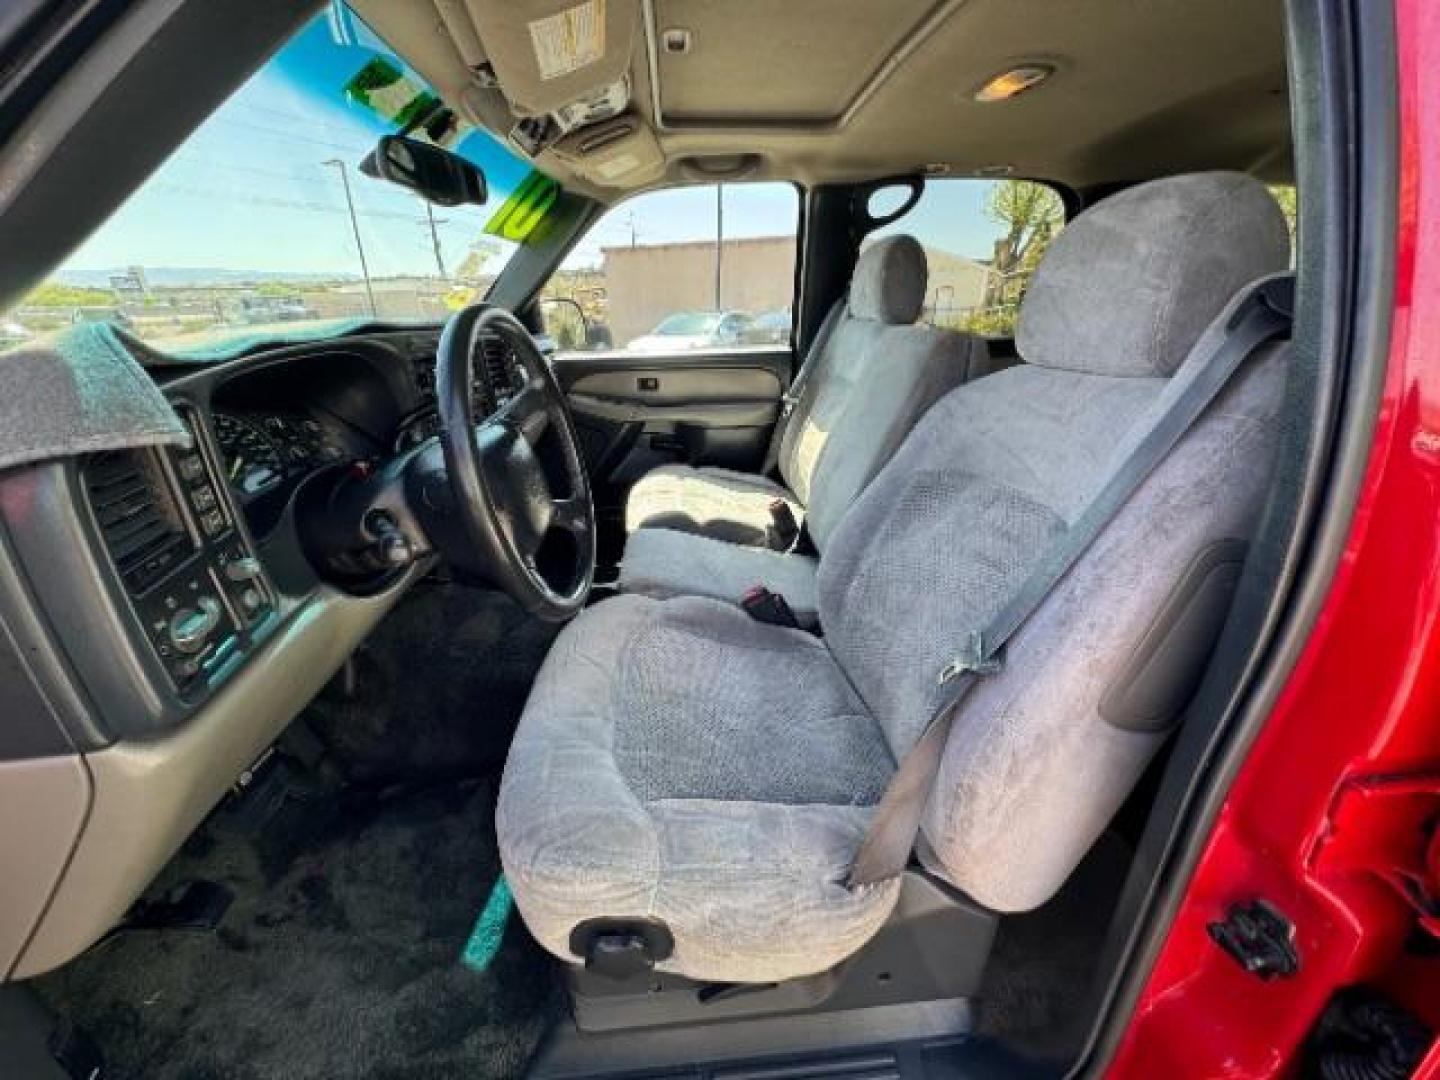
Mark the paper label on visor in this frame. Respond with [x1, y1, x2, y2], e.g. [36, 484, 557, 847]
[529, 0, 605, 81]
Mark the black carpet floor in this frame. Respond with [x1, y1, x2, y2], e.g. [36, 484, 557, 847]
[36, 581, 568, 1079]
[972, 830, 1133, 1061]
[38, 779, 561, 1080]
[302, 578, 562, 785]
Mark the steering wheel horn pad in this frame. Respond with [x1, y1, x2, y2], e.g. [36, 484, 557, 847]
[427, 304, 595, 621]
[476, 422, 552, 552]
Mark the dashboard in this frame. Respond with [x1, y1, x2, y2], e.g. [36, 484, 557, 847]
[0, 321, 538, 982]
[212, 412, 347, 498]
[199, 328, 524, 536]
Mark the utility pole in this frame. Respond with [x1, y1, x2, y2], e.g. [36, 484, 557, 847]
[713, 183, 724, 311]
[424, 201, 447, 280]
[323, 159, 376, 318]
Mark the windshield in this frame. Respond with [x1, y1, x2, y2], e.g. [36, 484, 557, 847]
[1, 5, 552, 357]
[653, 312, 724, 336]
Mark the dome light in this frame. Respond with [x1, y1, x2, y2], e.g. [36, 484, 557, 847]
[974, 64, 1054, 103]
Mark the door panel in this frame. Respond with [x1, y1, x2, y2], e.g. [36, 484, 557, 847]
[551, 345, 793, 505]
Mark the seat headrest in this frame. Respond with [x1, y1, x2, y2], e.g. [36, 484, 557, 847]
[1016, 172, 1290, 378]
[851, 235, 927, 324]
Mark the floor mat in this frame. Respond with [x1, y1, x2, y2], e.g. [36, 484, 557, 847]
[302, 579, 561, 785]
[36, 779, 562, 1080]
[971, 830, 1133, 1061]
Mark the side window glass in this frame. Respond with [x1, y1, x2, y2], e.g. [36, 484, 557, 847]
[1269, 184, 1298, 265]
[539, 183, 798, 355]
[866, 178, 1065, 338]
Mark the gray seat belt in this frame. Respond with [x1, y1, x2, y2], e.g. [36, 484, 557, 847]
[761, 296, 847, 476]
[847, 277, 1293, 889]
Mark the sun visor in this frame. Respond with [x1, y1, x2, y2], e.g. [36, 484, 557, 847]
[0, 324, 188, 471]
[463, 0, 638, 117]
[433, 0, 487, 69]
[548, 114, 663, 187]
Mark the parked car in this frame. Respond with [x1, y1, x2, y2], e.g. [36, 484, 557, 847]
[238, 295, 318, 324]
[0, 319, 30, 347]
[626, 310, 753, 352]
[745, 308, 792, 345]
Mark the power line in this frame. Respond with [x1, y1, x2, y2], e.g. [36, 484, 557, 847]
[423, 200, 447, 279]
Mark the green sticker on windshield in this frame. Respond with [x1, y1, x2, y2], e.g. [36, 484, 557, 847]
[344, 57, 456, 146]
[484, 170, 560, 243]
[345, 58, 406, 113]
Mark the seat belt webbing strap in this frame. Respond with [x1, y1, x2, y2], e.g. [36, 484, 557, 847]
[762, 297, 846, 476]
[846, 280, 1293, 889]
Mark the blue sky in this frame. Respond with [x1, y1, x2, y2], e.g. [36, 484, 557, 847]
[57, 6, 1006, 284]
[59, 9, 523, 283]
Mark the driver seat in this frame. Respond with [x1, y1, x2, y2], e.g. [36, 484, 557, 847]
[496, 172, 1291, 984]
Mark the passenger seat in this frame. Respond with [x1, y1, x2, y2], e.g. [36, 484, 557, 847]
[620, 235, 988, 626]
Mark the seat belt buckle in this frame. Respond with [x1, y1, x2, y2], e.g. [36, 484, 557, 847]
[741, 585, 800, 629]
[765, 499, 800, 552]
[937, 630, 1003, 685]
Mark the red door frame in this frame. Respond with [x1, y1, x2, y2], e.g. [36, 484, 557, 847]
[1109, 0, 1440, 1074]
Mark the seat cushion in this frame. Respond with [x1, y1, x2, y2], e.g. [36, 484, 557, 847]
[619, 528, 820, 628]
[624, 464, 801, 547]
[497, 593, 900, 984]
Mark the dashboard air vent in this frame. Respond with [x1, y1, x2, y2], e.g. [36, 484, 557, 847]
[412, 352, 437, 404]
[479, 334, 517, 402]
[85, 449, 194, 595]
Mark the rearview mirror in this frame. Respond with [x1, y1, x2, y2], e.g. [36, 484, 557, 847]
[360, 135, 487, 207]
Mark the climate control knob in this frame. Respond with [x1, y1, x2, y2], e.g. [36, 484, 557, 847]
[168, 596, 222, 654]
[224, 556, 263, 582]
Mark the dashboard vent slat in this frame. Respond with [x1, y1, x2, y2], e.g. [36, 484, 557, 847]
[85, 450, 194, 594]
[479, 334, 516, 403]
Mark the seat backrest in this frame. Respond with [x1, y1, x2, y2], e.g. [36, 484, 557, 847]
[816, 172, 1291, 912]
[777, 235, 988, 550]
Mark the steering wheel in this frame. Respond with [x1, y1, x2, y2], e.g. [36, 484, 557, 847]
[432, 304, 594, 621]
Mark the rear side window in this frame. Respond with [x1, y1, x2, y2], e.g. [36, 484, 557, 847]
[866, 177, 1065, 338]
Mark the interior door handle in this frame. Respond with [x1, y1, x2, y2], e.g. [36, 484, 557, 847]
[637, 376, 659, 391]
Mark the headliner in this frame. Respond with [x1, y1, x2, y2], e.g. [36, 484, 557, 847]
[352, 0, 1291, 201]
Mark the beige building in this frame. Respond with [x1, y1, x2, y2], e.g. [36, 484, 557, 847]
[306, 277, 454, 321]
[923, 247, 995, 324]
[600, 236, 992, 345]
[601, 236, 796, 346]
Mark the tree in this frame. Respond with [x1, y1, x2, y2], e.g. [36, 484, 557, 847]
[22, 281, 114, 308]
[454, 238, 504, 283]
[1269, 185, 1297, 249]
[983, 180, 1064, 309]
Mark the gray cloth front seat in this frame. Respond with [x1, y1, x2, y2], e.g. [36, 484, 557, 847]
[620, 235, 989, 626]
[498, 172, 1291, 985]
